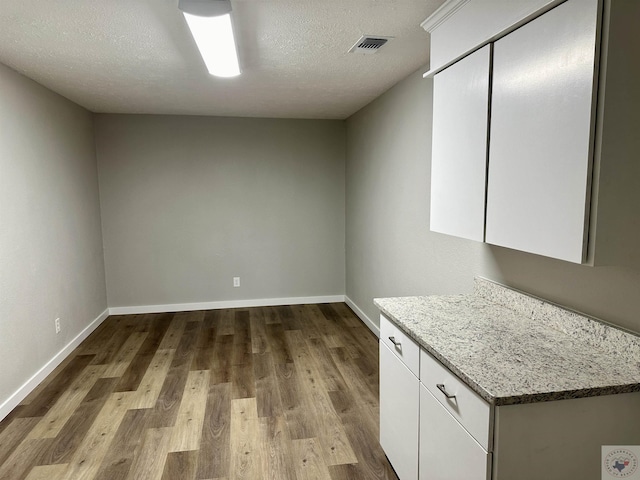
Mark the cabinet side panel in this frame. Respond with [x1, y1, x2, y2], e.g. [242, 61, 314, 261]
[591, 0, 640, 268]
[430, 45, 491, 242]
[485, 0, 600, 263]
[493, 392, 640, 480]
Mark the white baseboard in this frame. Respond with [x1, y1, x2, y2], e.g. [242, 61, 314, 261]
[109, 295, 347, 316]
[0, 308, 110, 422]
[345, 296, 380, 338]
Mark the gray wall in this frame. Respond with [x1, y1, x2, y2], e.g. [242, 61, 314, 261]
[95, 115, 346, 308]
[346, 67, 640, 334]
[0, 63, 107, 406]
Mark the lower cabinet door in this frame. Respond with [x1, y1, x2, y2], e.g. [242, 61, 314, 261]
[419, 385, 491, 480]
[380, 342, 420, 480]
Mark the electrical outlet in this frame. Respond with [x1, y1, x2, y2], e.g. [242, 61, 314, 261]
[55, 318, 61, 334]
[233, 277, 240, 287]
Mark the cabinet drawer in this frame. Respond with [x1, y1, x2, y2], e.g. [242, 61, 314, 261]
[421, 350, 491, 450]
[380, 314, 420, 376]
[420, 384, 491, 480]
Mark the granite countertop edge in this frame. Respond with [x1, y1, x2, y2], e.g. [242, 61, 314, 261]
[375, 301, 508, 405]
[374, 288, 640, 407]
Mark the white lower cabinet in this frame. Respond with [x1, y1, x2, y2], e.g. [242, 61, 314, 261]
[419, 384, 491, 480]
[379, 315, 640, 480]
[379, 341, 419, 480]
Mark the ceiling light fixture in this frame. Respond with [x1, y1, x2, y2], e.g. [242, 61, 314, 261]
[179, 0, 241, 78]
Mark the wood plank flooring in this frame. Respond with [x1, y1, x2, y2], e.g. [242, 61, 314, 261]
[0, 303, 398, 480]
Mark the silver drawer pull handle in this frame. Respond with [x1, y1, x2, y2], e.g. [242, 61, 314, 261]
[436, 383, 456, 399]
[388, 336, 401, 347]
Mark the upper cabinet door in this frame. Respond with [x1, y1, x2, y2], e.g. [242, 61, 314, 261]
[485, 0, 600, 263]
[430, 45, 491, 242]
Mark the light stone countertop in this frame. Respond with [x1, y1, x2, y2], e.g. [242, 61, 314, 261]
[374, 278, 640, 406]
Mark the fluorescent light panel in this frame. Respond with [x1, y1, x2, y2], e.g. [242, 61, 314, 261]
[183, 12, 240, 78]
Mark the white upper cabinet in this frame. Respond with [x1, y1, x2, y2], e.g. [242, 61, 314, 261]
[423, 0, 640, 268]
[485, 0, 599, 263]
[430, 45, 491, 242]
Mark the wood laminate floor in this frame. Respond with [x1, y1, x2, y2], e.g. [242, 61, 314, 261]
[0, 303, 399, 480]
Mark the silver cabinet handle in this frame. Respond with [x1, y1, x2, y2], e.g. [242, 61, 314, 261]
[436, 383, 456, 399]
[388, 336, 401, 347]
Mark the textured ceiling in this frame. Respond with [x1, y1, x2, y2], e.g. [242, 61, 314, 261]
[0, 0, 445, 119]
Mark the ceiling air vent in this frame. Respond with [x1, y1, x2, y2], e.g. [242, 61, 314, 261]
[348, 35, 394, 54]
